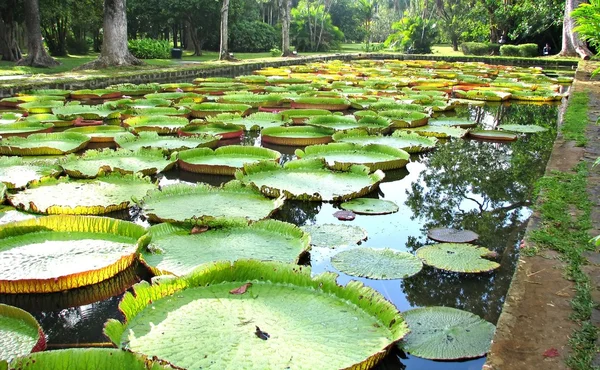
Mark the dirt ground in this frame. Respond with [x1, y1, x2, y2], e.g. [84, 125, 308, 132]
[484, 78, 600, 369]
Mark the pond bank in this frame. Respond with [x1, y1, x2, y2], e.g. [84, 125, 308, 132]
[485, 63, 600, 370]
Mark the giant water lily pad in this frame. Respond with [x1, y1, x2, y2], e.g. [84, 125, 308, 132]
[141, 181, 284, 224]
[429, 117, 477, 129]
[261, 126, 334, 146]
[332, 129, 437, 153]
[60, 148, 176, 178]
[331, 248, 422, 279]
[402, 125, 468, 139]
[0, 133, 90, 156]
[0, 215, 149, 293]
[0, 157, 61, 189]
[427, 228, 479, 243]
[142, 220, 310, 275]
[0, 304, 45, 362]
[179, 122, 243, 140]
[123, 115, 190, 134]
[0, 122, 54, 138]
[104, 260, 408, 369]
[379, 110, 429, 128]
[178, 146, 281, 175]
[190, 103, 252, 118]
[114, 132, 219, 153]
[340, 198, 399, 215]
[400, 306, 495, 360]
[498, 124, 548, 133]
[8, 174, 157, 215]
[296, 143, 410, 171]
[236, 159, 385, 201]
[52, 105, 120, 121]
[18, 101, 64, 114]
[5, 348, 175, 370]
[64, 125, 129, 142]
[415, 243, 500, 273]
[209, 112, 289, 130]
[301, 224, 367, 248]
[468, 130, 517, 141]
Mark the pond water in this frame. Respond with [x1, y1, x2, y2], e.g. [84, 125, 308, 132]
[0, 97, 561, 369]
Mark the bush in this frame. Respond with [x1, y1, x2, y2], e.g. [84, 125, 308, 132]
[270, 48, 282, 57]
[518, 43, 539, 57]
[385, 15, 437, 54]
[128, 38, 170, 59]
[460, 42, 500, 56]
[230, 21, 279, 53]
[67, 37, 90, 55]
[500, 45, 520, 57]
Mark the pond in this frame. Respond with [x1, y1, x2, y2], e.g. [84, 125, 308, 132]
[0, 61, 564, 369]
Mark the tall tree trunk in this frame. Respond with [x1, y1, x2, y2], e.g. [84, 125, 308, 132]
[219, 0, 232, 60]
[173, 24, 178, 48]
[78, 0, 142, 69]
[17, 0, 59, 67]
[280, 0, 292, 56]
[559, 0, 593, 59]
[0, 5, 22, 62]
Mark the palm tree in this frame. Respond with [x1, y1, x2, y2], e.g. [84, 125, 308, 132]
[358, 0, 377, 51]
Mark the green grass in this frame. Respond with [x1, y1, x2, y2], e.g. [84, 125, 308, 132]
[561, 91, 591, 146]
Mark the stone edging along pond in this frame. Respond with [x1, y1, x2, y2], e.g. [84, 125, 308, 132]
[0, 52, 578, 98]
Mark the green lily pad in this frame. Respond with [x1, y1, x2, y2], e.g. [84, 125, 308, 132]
[8, 174, 157, 215]
[332, 129, 437, 154]
[142, 220, 310, 275]
[0, 122, 54, 137]
[60, 148, 176, 178]
[179, 122, 244, 140]
[104, 260, 408, 369]
[402, 125, 468, 139]
[51, 105, 120, 121]
[115, 132, 219, 153]
[123, 115, 190, 134]
[141, 181, 284, 224]
[379, 110, 430, 129]
[415, 243, 500, 273]
[0, 304, 45, 362]
[340, 198, 399, 215]
[64, 125, 129, 142]
[70, 89, 121, 100]
[125, 107, 190, 117]
[280, 108, 332, 124]
[468, 130, 518, 141]
[0, 215, 149, 293]
[296, 143, 410, 171]
[261, 126, 334, 146]
[23, 114, 70, 127]
[0, 133, 90, 156]
[331, 248, 422, 279]
[0, 113, 22, 125]
[291, 96, 351, 110]
[18, 101, 64, 114]
[217, 94, 285, 108]
[23, 89, 71, 97]
[0, 157, 61, 189]
[400, 306, 495, 360]
[429, 117, 477, 129]
[178, 146, 281, 175]
[208, 112, 289, 130]
[427, 228, 479, 243]
[190, 103, 252, 118]
[497, 124, 548, 133]
[236, 159, 385, 201]
[306, 115, 360, 131]
[5, 348, 176, 370]
[301, 224, 367, 248]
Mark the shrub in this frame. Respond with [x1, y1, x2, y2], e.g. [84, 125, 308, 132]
[385, 15, 437, 54]
[67, 37, 90, 55]
[500, 45, 520, 57]
[230, 21, 279, 52]
[270, 48, 282, 57]
[460, 42, 500, 56]
[128, 38, 170, 59]
[518, 43, 539, 57]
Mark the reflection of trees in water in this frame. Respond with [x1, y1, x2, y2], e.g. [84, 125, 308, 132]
[273, 200, 322, 226]
[402, 103, 557, 323]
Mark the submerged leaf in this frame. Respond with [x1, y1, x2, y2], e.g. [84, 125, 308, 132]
[301, 224, 367, 248]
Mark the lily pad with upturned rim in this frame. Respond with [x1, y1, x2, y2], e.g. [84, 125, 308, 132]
[141, 220, 310, 276]
[429, 117, 477, 129]
[64, 125, 129, 143]
[340, 198, 399, 215]
[123, 115, 190, 134]
[427, 228, 479, 243]
[0, 215, 149, 293]
[114, 131, 219, 153]
[51, 105, 120, 121]
[208, 112, 290, 130]
[189, 103, 252, 118]
[497, 124, 548, 133]
[236, 159, 385, 202]
[468, 130, 518, 141]
[179, 122, 244, 140]
[140, 181, 284, 225]
[0, 157, 62, 189]
[402, 125, 468, 139]
[331, 248, 422, 279]
[261, 126, 334, 146]
[400, 306, 495, 360]
[332, 129, 437, 154]
[0, 132, 90, 156]
[8, 174, 157, 215]
[0, 122, 54, 138]
[103, 260, 408, 370]
[0, 304, 46, 362]
[300, 223, 367, 248]
[415, 243, 499, 273]
[178, 146, 281, 176]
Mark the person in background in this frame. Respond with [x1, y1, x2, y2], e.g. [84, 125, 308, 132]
[543, 43, 551, 56]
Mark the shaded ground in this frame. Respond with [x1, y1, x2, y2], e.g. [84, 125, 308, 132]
[485, 75, 600, 369]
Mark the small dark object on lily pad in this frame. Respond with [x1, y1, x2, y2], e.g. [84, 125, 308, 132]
[230, 282, 252, 295]
[333, 210, 356, 221]
[255, 326, 270, 340]
[543, 347, 560, 358]
[427, 228, 479, 243]
[191, 225, 209, 234]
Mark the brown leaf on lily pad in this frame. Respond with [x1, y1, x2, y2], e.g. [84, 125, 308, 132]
[255, 326, 270, 340]
[230, 282, 253, 295]
[543, 348, 559, 358]
[190, 225, 209, 234]
[333, 210, 356, 221]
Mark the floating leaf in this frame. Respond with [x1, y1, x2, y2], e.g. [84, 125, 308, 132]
[142, 220, 310, 275]
[0, 122, 53, 138]
[402, 125, 468, 139]
[104, 260, 408, 369]
[400, 306, 495, 360]
[190, 103, 252, 118]
[0, 133, 90, 156]
[0, 157, 61, 189]
[415, 243, 500, 273]
[333, 210, 355, 221]
[0, 215, 149, 293]
[340, 198, 399, 215]
[178, 146, 281, 175]
[52, 105, 120, 120]
[114, 131, 219, 153]
[296, 143, 410, 172]
[123, 115, 190, 134]
[468, 130, 517, 141]
[331, 248, 422, 279]
[209, 112, 289, 130]
[497, 124, 548, 133]
[301, 224, 367, 248]
[333, 129, 437, 153]
[427, 228, 479, 243]
[261, 126, 334, 146]
[64, 125, 129, 143]
[140, 181, 284, 224]
[429, 117, 477, 129]
[179, 122, 243, 140]
[0, 304, 45, 362]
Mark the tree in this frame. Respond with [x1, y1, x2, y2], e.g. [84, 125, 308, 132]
[291, 0, 344, 52]
[357, 0, 377, 51]
[219, 0, 232, 60]
[281, 0, 293, 56]
[79, 0, 142, 69]
[561, 0, 594, 59]
[40, 0, 70, 56]
[17, 0, 60, 67]
[434, 0, 476, 51]
[0, 0, 22, 62]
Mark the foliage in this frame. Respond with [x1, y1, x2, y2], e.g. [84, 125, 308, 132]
[230, 21, 279, 52]
[291, 0, 345, 52]
[461, 42, 500, 55]
[572, 0, 600, 72]
[385, 14, 438, 54]
[66, 36, 90, 55]
[128, 38, 170, 59]
[499, 44, 520, 56]
[516, 43, 538, 57]
[433, 0, 477, 50]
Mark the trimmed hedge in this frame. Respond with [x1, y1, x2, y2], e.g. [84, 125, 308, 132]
[500, 43, 539, 57]
[460, 42, 501, 56]
[128, 38, 171, 59]
[230, 21, 279, 52]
